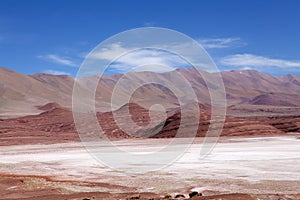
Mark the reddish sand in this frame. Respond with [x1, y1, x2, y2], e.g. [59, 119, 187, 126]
[0, 173, 299, 199]
[1, 174, 299, 200]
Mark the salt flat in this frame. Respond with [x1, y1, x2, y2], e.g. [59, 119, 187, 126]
[0, 136, 299, 194]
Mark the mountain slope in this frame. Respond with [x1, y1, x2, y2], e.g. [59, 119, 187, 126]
[220, 70, 300, 106]
[1, 102, 298, 145]
[0, 67, 72, 118]
[1, 67, 300, 118]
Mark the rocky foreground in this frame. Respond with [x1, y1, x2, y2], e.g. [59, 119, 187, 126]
[0, 174, 299, 200]
[1, 136, 299, 200]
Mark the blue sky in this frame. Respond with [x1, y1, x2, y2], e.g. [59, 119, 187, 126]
[0, 0, 299, 76]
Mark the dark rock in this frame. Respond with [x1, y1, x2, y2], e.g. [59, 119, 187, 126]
[174, 194, 185, 198]
[17, 119, 28, 123]
[126, 194, 141, 199]
[163, 194, 172, 199]
[82, 197, 95, 200]
[189, 191, 202, 198]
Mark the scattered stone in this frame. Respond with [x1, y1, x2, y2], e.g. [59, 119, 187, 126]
[163, 194, 172, 199]
[17, 119, 28, 123]
[189, 191, 202, 198]
[174, 194, 185, 198]
[82, 197, 95, 200]
[126, 194, 141, 199]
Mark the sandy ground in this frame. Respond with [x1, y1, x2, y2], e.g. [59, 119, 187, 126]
[0, 136, 300, 199]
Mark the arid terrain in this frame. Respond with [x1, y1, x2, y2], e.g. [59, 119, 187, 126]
[1, 67, 300, 199]
[1, 67, 300, 118]
[0, 137, 300, 199]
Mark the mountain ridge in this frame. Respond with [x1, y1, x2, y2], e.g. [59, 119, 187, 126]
[1, 66, 300, 118]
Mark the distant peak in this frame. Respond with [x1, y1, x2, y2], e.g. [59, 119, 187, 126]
[0, 66, 18, 73]
[36, 102, 61, 111]
[32, 72, 70, 77]
[227, 69, 263, 76]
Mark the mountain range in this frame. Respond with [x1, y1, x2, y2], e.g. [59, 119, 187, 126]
[1, 66, 300, 144]
[1, 66, 300, 118]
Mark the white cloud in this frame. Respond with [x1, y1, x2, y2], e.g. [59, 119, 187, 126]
[43, 69, 71, 76]
[82, 37, 246, 75]
[87, 41, 224, 74]
[38, 54, 77, 67]
[90, 43, 127, 61]
[198, 37, 246, 49]
[89, 43, 188, 73]
[220, 54, 300, 69]
[111, 63, 175, 73]
[241, 66, 253, 70]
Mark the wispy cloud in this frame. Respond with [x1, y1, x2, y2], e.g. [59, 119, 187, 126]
[38, 54, 77, 67]
[198, 37, 246, 49]
[87, 41, 221, 74]
[43, 69, 71, 75]
[89, 43, 188, 73]
[220, 54, 300, 69]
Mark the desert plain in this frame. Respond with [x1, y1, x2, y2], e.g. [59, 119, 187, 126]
[1, 67, 300, 199]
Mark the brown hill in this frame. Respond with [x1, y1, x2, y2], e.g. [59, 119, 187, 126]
[249, 93, 299, 106]
[150, 104, 284, 138]
[257, 115, 300, 133]
[220, 70, 300, 106]
[36, 102, 61, 111]
[30, 73, 74, 97]
[0, 104, 77, 145]
[1, 67, 300, 119]
[0, 67, 72, 118]
[2, 102, 299, 145]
